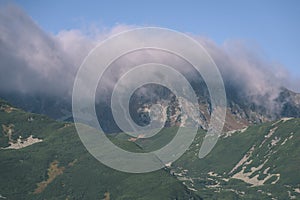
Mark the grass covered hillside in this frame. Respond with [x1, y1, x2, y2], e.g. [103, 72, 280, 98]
[0, 99, 200, 200]
[159, 119, 300, 199]
[0, 98, 300, 200]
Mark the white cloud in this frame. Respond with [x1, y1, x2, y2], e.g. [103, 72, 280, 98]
[0, 4, 298, 103]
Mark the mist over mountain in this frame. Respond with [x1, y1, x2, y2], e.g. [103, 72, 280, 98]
[1, 90, 300, 200]
[1, 3, 300, 200]
[0, 5, 299, 132]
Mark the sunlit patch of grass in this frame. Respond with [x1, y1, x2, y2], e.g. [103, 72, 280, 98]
[34, 160, 65, 194]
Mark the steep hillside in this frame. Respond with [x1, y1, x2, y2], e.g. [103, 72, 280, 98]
[132, 117, 300, 199]
[0, 99, 200, 200]
[1, 99, 299, 200]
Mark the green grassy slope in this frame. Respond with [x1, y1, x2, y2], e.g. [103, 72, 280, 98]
[0, 99, 200, 200]
[153, 119, 300, 199]
[1, 98, 300, 200]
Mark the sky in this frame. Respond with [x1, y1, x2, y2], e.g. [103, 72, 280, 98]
[11, 0, 300, 80]
[0, 0, 299, 97]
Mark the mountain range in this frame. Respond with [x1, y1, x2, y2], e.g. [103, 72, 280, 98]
[0, 93, 299, 199]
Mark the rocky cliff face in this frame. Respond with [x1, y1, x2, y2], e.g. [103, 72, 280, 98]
[1, 81, 299, 133]
[128, 84, 300, 133]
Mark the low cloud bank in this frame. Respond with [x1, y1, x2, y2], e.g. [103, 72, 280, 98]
[0, 5, 298, 106]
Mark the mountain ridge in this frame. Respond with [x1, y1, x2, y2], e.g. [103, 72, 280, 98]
[1, 98, 300, 199]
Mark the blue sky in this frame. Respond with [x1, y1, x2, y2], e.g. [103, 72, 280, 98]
[12, 0, 300, 78]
